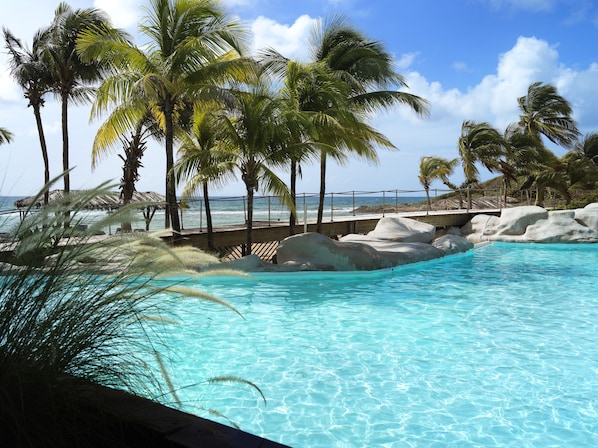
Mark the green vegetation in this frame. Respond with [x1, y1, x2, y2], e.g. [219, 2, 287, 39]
[423, 81, 598, 209]
[0, 179, 249, 446]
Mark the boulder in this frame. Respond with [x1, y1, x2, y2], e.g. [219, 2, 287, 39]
[276, 232, 445, 271]
[575, 203, 598, 231]
[522, 212, 598, 243]
[461, 205, 598, 243]
[494, 206, 548, 236]
[461, 214, 500, 243]
[432, 234, 474, 255]
[357, 216, 436, 243]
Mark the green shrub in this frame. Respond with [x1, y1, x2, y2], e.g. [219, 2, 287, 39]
[0, 180, 244, 446]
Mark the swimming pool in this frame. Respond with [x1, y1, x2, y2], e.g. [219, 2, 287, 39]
[152, 243, 598, 447]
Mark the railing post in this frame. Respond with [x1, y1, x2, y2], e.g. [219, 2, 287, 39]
[382, 190, 385, 217]
[268, 195, 271, 226]
[303, 193, 307, 233]
[180, 204, 184, 230]
[395, 190, 398, 211]
[352, 191, 355, 216]
[331, 193, 334, 222]
[199, 198, 203, 232]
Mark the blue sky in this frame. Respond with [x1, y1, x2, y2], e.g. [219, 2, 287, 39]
[1, 0, 598, 197]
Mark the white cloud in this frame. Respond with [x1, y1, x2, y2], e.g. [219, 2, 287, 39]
[395, 52, 418, 70]
[250, 14, 316, 60]
[94, 0, 143, 30]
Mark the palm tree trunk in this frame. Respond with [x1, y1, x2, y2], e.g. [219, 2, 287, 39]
[289, 159, 297, 235]
[32, 104, 50, 205]
[164, 102, 181, 240]
[61, 91, 71, 228]
[316, 151, 326, 233]
[203, 181, 214, 250]
[61, 91, 70, 193]
[425, 188, 431, 213]
[535, 185, 545, 207]
[245, 186, 254, 256]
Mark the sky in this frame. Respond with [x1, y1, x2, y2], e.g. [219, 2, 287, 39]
[2, 0, 598, 198]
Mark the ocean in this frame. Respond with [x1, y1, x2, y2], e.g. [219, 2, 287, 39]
[0, 192, 427, 234]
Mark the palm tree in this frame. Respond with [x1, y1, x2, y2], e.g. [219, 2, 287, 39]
[77, 0, 248, 239]
[564, 132, 598, 190]
[175, 107, 236, 250]
[213, 81, 295, 255]
[46, 2, 113, 196]
[519, 146, 570, 206]
[517, 81, 580, 148]
[260, 52, 344, 234]
[4, 27, 53, 204]
[309, 16, 429, 232]
[499, 123, 543, 205]
[418, 156, 458, 212]
[457, 120, 504, 208]
[0, 127, 14, 145]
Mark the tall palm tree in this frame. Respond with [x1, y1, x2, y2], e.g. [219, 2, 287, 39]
[260, 52, 345, 234]
[517, 81, 580, 148]
[0, 127, 14, 145]
[46, 2, 112, 196]
[457, 120, 504, 208]
[213, 81, 295, 255]
[77, 0, 248, 239]
[418, 156, 458, 212]
[309, 16, 429, 232]
[4, 27, 53, 204]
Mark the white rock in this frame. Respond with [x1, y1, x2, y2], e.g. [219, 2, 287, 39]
[432, 234, 474, 254]
[276, 232, 445, 271]
[461, 214, 500, 243]
[361, 216, 436, 243]
[494, 206, 548, 236]
[461, 205, 598, 243]
[575, 207, 598, 232]
[522, 212, 598, 243]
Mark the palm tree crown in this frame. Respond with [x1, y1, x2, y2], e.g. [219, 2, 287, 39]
[78, 0, 248, 237]
[517, 81, 580, 148]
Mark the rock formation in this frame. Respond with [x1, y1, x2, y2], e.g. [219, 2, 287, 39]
[218, 216, 473, 272]
[461, 203, 598, 243]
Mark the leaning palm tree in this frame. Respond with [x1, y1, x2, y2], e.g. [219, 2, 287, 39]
[4, 27, 53, 204]
[77, 0, 248, 239]
[563, 132, 598, 190]
[517, 81, 580, 149]
[499, 123, 543, 206]
[0, 127, 13, 145]
[418, 156, 458, 212]
[46, 2, 113, 196]
[458, 120, 504, 208]
[309, 15, 429, 232]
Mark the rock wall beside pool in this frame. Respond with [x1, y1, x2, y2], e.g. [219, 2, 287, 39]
[220, 216, 474, 272]
[462, 203, 598, 243]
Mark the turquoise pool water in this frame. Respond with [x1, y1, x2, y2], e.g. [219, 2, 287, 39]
[154, 243, 598, 447]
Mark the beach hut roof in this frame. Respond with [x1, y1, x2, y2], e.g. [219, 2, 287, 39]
[14, 190, 167, 210]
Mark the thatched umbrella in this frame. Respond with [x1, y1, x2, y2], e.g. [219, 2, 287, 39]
[15, 190, 167, 231]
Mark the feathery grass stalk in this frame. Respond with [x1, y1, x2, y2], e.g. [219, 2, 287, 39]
[0, 179, 250, 446]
